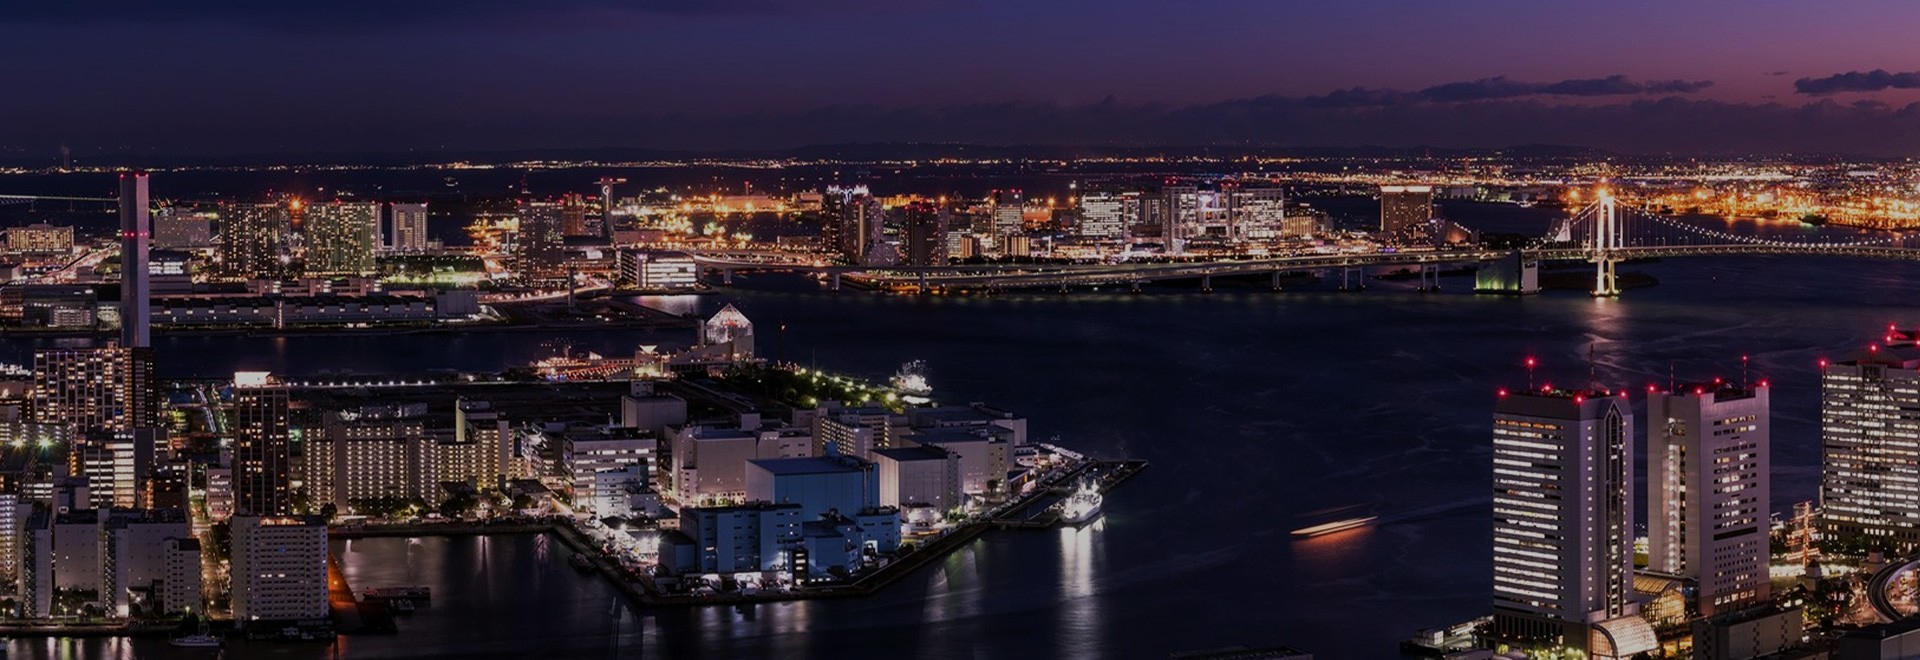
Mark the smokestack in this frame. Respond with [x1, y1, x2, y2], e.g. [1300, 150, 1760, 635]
[119, 171, 150, 348]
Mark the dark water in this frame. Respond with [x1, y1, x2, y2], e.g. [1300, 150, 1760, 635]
[0, 204, 1912, 657]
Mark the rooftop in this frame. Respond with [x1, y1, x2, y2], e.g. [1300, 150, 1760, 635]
[874, 446, 951, 462]
[748, 455, 871, 476]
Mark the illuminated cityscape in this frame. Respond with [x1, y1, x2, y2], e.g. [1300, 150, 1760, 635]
[12, 3, 1920, 659]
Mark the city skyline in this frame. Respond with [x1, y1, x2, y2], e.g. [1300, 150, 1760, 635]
[11, 2, 1920, 157]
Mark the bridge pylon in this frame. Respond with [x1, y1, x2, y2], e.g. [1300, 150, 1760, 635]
[1590, 190, 1622, 297]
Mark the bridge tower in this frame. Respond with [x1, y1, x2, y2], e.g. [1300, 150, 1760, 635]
[1590, 190, 1621, 297]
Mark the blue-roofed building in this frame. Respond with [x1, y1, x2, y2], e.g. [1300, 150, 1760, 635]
[745, 455, 877, 521]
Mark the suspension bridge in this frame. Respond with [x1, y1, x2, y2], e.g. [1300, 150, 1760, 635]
[691, 190, 1920, 295]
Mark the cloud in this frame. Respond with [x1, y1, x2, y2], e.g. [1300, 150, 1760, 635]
[1795, 69, 1920, 95]
[1288, 76, 1710, 108]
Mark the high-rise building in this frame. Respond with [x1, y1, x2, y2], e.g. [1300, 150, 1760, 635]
[823, 187, 883, 265]
[1379, 185, 1434, 235]
[1491, 387, 1649, 653]
[1076, 191, 1128, 240]
[560, 194, 592, 237]
[516, 200, 568, 279]
[220, 202, 292, 277]
[1648, 381, 1771, 617]
[303, 201, 378, 275]
[1821, 346, 1920, 548]
[385, 202, 429, 252]
[901, 201, 948, 267]
[232, 372, 292, 517]
[119, 172, 150, 349]
[1163, 185, 1198, 250]
[230, 515, 327, 625]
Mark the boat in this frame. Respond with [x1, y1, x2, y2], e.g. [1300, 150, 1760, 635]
[391, 599, 416, 615]
[1291, 516, 1378, 538]
[570, 552, 596, 572]
[363, 586, 431, 601]
[1057, 480, 1103, 526]
[891, 360, 932, 402]
[170, 622, 222, 648]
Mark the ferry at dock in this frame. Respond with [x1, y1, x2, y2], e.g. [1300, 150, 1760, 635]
[1058, 480, 1104, 526]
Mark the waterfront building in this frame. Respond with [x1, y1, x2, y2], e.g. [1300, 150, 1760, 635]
[678, 502, 802, 573]
[233, 372, 293, 516]
[907, 402, 1028, 445]
[311, 408, 427, 510]
[1821, 346, 1920, 548]
[230, 515, 328, 625]
[220, 202, 292, 278]
[456, 398, 512, 488]
[1379, 185, 1434, 235]
[702, 304, 755, 360]
[153, 206, 215, 249]
[814, 405, 906, 460]
[898, 426, 1010, 497]
[1076, 191, 1128, 240]
[745, 455, 879, 521]
[303, 201, 379, 275]
[616, 250, 699, 291]
[102, 508, 199, 617]
[6, 224, 74, 254]
[900, 201, 949, 267]
[18, 511, 49, 617]
[0, 493, 20, 589]
[148, 250, 193, 295]
[874, 445, 960, 511]
[120, 172, 150, 349]
[1490, 387, 1651, 655]
[1648, 381, 1771, 617]
[385, 202, 429, 252]
[620, 387, 688, 438]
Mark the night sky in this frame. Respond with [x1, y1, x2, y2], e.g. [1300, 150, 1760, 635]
[7, 0, 1920, 157]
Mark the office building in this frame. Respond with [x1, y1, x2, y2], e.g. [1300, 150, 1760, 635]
[220, 202, 292, 277]
[824, 187, 883, 265]
[1648, 381, 1771, 617]
[1076, 191, 1128, 240]
[901, 201, 949, 267]
[1490, 388, 1651, 655]
[1379, 185, 1434, 235]
[303, 201, 378, 275]
[1821, 346, 1920, 547]
[230, 515, 328, 625]
[1230, 187, 1287, 241]
[119, 172, 150, 349]
[559, 194, 592, 237]
[667, 420, 808, 505]
[232, 372, 292, 516]
[989, 190, 1024, 238]
[559, 426, 654, 512]
[616, 250, 699, 291]
[153, 206, 215, 249]
[516, 200, 568, 280]
[386, 202, 429, 252]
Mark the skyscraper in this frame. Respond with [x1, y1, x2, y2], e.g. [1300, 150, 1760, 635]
[386, 202, 429, 252]
[232, 372, 292, 517]
[1647, 380, 1770, 617]
[1076, 192, 1127, 240]
[1491, 387, 1649, 653]
[1820, 346, 1920, 548]
[118, 172, 149, 349]
[220, 202, 292, 278]
[901, 201, 949, 267]
[1379, 185, 1434, 235]
[516, 200, 568, 279]
[303, 201, 378, 275]
[824, 187, 882, 265]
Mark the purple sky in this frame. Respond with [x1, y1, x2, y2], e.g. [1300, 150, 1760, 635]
[5, 0, 1920, 157]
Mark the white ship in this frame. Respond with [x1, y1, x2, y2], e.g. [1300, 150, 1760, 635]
[891, 360, 933, 403]
[170, 622, 222, 648]
[1058, 480, 1104, 526]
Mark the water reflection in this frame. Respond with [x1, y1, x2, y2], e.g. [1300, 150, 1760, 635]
[1057, 519, 1105, 659]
